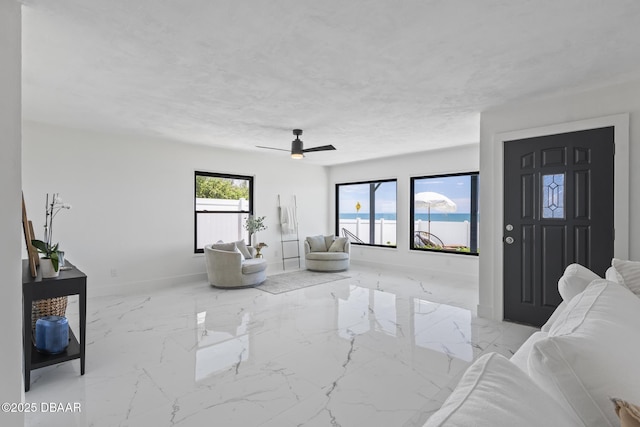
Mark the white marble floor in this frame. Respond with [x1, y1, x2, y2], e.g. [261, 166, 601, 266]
[24, 264, 537, 427]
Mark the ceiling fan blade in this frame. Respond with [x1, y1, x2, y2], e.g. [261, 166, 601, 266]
[256, 145, 290, 152]
[302, 144, 336, 153]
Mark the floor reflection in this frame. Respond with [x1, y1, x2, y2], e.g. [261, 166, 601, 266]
[337, 285, 472, 361]
[195, 310, 250, 381]
[338, 286, 398, 339]
[413, 299, 472, 361]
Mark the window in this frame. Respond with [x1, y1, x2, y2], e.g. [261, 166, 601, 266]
[410, 172, 479, 255]
[542, 173, 565, 219]
[335, 179, 397, 247]
[194, 172, 253, 253]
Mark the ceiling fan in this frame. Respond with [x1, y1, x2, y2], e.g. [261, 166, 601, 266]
[257, 129, 336, 159]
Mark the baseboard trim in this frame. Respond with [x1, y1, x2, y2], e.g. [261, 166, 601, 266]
[477, 304, 496, 320]
[91, 272, 208, 297]
[351, 258, 477, 283]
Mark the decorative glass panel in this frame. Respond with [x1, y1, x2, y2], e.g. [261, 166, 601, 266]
[542, 174, 565, 219]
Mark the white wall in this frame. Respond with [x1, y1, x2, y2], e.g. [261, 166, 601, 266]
[0, 1, 25, 424]
[479, 79, 639, 320]
[328, 145, 479, 279]
[22, 122, 329, 294]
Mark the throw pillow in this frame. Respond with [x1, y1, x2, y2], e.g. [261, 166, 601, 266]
[528, 279, 640, 427]
[605, 266, 619, 283]
[328, 237, 348, 252]
[540, 301, 566, 333]
[235, 240, 252, 259]
[557, 263, 600, 302]
[424, 353, 581, 427]
[612, 399, 640, 427]
[612, 258, 640, 297]
[211, 242, 236, 252]
[307, 235, 327, 252]
[235, 246, 245, 261]
[323, 234, 335, 251]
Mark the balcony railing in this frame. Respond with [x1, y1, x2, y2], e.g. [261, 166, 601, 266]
[338, 218, 476, 249]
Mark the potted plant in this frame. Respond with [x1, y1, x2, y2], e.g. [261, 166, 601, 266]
[244, 215, 267, 245]
[31, 193, 71, 278]
[31, 240, 61, 278]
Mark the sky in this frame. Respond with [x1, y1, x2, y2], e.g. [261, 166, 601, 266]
[414, 175, 472, 214]
[338, 175, 474, 214]
[338, 181, 396, 214]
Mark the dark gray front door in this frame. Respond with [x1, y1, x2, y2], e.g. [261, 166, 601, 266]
[503, 127, 614, 326]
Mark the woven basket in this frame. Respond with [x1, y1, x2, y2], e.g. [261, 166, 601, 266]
[31, 296, 68, 330]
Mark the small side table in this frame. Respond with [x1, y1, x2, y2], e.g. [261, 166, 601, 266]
[22, 259, 87, 392]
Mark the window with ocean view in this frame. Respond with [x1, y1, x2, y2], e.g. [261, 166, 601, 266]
[410, 172, 479, 255]
[335, 179, 397, 247]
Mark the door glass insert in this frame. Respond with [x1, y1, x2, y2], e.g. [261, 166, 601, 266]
[542, 173, 565, 219]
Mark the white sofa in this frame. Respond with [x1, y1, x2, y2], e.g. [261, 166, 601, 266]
[304, 235, 350, 272]
[204, 240, 267, 288]
[425, 259, 640, 427]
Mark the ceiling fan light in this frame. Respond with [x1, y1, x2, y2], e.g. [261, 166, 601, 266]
[291, 137, 304, 159]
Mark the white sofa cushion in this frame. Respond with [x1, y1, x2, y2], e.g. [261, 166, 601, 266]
[306, 235, 328, 252]
[324, 234, 335, 250]
[328, 237, 348, 252]
[544, 264, 623, 333]
[557, 263, 600, 302]
[425, 352, 580, 427]
[605, 266, 618, 283]
[543, 264, 599, 332]
[241, 258, 267, 274]
[306, 251, 349, 261]
[235, 240, 252, 259]
[612, 258, 640, 297]
[211, 241, 237, 252]
[528, 279, 640, 427]
[509, 331, 548, 373]
[540, 301, 566, 333]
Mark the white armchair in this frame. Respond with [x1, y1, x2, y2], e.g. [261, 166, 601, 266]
[304, 235, 350, 272]
[204, 241, 267, 288]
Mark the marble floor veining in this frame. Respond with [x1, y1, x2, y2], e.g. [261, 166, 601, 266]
[24, 264, 537, 427]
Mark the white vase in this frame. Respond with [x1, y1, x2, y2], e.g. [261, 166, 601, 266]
[40, 258, 59, 278]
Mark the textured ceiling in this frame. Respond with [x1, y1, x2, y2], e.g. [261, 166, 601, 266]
[20, 0, 640, 165]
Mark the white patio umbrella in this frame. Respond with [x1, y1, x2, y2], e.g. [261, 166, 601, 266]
[414, 192, 457, 236]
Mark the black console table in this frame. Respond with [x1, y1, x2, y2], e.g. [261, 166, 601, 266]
[22, 259, 86, 392]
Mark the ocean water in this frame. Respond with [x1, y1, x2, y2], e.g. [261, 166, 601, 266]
[339, 213, 471, 222]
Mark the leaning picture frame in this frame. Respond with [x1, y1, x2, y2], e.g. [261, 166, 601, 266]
[22, 192, 39, 277]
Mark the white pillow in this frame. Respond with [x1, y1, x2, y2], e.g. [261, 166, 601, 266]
[557, 263, 600, 302]
[509, 331, 548, 373]
[306, 235, 327, 252]
[424, 353, 581, 427]
[211, 241, 236, 252]
[611, 258, 640, 297]
[328, 237, 348, 252]
[528, 279, 640, 427]
[605, 266, 618, 283]
[540, 301, 566, 333]
[235, 240, 252, 259]
[323, 234, 335, 250]
[234, 246, 245, 261]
